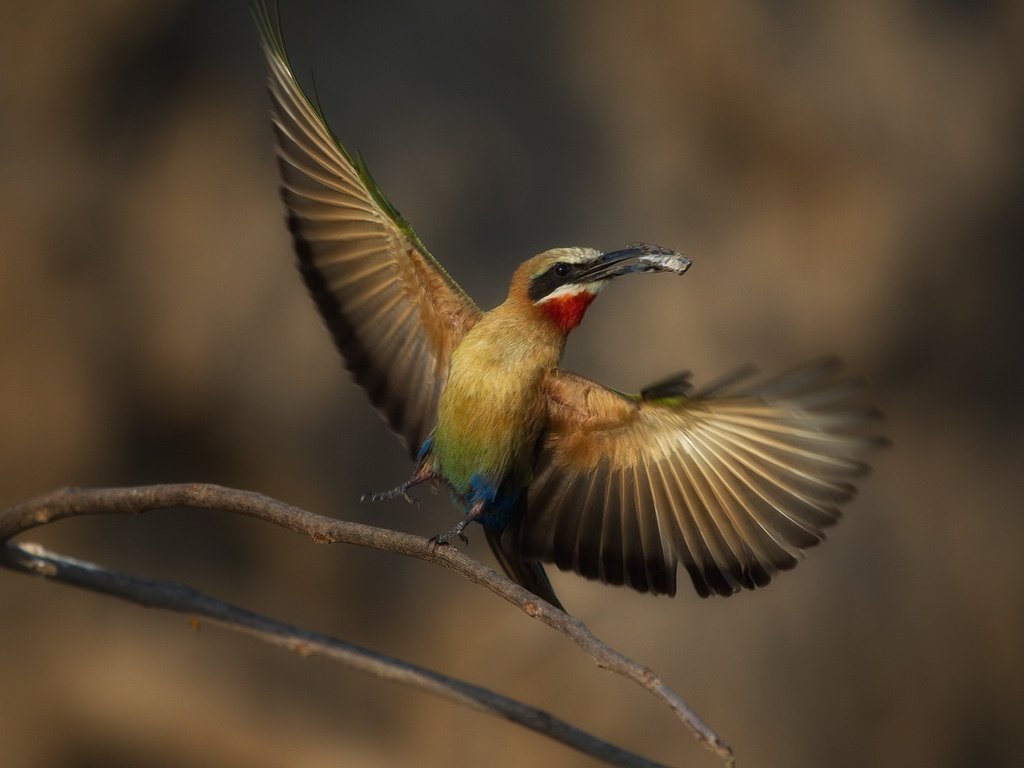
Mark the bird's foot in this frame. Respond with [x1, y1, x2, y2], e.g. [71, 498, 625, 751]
[361, 464, 433, 506]
[363, 487, 419, 506]
[428, 521, 471, 549]
[427, 500, 485, 549]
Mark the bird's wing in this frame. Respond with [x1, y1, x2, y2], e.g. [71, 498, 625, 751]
[256, 7, 482, 455]
[515, 359, 886, 597]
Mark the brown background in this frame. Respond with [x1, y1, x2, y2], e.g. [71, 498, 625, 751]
[2, 2, 1022, 767]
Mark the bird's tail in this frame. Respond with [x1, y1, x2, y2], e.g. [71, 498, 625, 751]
[485, 527, 564, 611]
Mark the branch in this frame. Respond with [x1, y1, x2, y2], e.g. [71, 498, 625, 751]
[0, 484, 734, 767]
[0, 541, 664, 768]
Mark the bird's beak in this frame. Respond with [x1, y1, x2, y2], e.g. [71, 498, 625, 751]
[581, 243, 692, 281]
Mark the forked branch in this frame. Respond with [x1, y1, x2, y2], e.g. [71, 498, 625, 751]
[0, 484, 734, 767]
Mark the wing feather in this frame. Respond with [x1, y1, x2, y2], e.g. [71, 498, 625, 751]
[701, 423, 843, 533]
[558, 464, 601, 573]
[634, 456, 674, 594]
[521, 462, 562, 558]
[523, 363, 885, 597]
[686, 428, 793, 582]
[255, 6, 481, 456]
[690, 427, 817, 555]
[619, 467, 648, 590]
[595, 470, 622, 585]
[676, 436, 750, 591]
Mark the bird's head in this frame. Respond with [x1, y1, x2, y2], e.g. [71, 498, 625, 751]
[511, 243, 692, 333]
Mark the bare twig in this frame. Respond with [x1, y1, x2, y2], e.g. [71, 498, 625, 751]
[0, 541, 666, 768]
[0, 484, 734, 766]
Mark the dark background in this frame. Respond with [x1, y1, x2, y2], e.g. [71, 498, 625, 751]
[2, 2, 1022, 766]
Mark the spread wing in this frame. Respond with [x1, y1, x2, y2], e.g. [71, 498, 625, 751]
[256, 6, 482, 455]
[516, 359, 886, 597]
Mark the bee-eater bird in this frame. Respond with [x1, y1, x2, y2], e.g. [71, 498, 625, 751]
[255, 9, 884, 610]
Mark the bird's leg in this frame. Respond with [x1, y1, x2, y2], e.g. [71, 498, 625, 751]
[429, 499, 487, 548]
[362, 463, 434, 505]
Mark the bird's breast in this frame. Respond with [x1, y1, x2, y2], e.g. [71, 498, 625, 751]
[431, 316, 560, 500]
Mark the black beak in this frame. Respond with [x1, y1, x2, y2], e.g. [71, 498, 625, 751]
[581, 243, 692, 281]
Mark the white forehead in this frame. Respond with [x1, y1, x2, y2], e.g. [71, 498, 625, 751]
[538, 247, 601, 265]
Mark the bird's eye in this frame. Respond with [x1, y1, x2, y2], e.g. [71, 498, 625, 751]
[553, 262, 570, 277]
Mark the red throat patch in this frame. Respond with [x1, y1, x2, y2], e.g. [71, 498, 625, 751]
[539, 290, 597, 332]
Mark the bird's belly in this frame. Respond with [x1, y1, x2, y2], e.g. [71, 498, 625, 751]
[432, 365, 547, 513]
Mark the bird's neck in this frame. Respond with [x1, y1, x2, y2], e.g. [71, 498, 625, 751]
[480, 299, 569, 365]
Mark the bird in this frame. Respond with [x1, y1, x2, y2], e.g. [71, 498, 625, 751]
[254, 7, 885, 611]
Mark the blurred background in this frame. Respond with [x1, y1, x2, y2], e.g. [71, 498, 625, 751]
[2, 1, 1022, 766]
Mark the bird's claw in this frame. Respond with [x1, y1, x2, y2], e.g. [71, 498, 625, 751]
[362, 488, 420, 506]
[429, 524, 470, 549]
[427, 533, 466, 550]
[363, 465, 434, 505]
